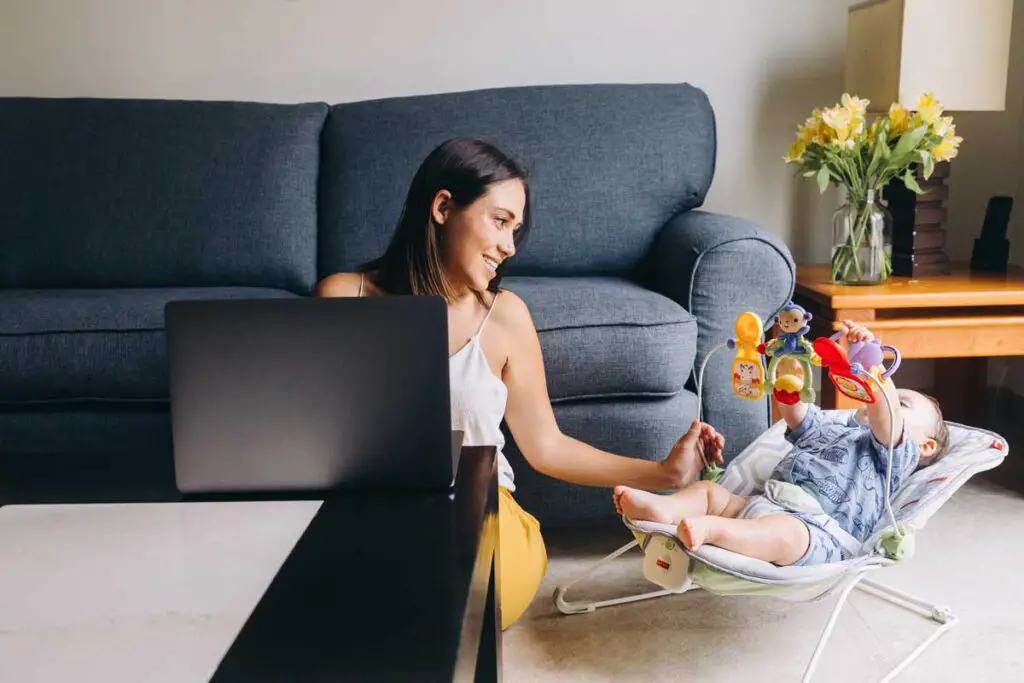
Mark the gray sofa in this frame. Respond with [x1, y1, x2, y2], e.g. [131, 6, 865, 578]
[0, 83, 794, 525]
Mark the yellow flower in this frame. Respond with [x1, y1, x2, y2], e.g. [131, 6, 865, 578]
[798, 123, 823, 145]
[816, 119, 833, 144]
[842, 93, 870, 115]
[932, 115, 955, 138]
[796, 109, 828, 145]
[915, 92, 944, 124]
[932, 131, 962, 161]
[887, 103, 910, 136]
[841, 95, 869, 139]
[822, 106, 855, 148]
[784, 140, 806, 163]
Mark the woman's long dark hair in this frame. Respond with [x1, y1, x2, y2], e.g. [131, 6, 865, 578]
[359, 137, 531, 302]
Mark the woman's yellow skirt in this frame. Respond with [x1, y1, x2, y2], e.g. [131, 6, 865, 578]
[497, 487, 548, 630]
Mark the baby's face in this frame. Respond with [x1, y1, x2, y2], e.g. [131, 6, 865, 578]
[898, 389, 940, 458]
[854, 388, 940, 459]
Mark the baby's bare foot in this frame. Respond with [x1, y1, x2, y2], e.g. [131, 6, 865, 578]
[678, 517, 712, 550]
[613, 486, 673, 524]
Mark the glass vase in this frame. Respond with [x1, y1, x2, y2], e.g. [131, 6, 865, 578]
[830, 188, 892, 285]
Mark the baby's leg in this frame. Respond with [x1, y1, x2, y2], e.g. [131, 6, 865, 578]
[678, 514, 810, 566]
[614, 481, 747, 525]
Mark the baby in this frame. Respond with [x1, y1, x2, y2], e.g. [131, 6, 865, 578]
[614, 320, 950, 566]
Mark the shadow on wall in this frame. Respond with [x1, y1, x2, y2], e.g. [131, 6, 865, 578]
[753, 65, 842, 265]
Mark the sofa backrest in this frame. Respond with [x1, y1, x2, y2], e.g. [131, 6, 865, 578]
[317, 82, 716, 278]
[0, 98, 327, 293]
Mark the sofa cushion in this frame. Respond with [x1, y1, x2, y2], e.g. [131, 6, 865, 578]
[501, 277, 696, 402]
[318, 83, 716, 278]
[0, 288, 299, 402]
[0, 98, 327, 292]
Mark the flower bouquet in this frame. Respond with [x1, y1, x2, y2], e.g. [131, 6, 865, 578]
[785, 93, 962, 284]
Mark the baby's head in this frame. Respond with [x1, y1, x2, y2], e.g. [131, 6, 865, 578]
[898, 389, 950, 469]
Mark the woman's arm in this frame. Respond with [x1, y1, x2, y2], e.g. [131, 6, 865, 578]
[499, 292, 722, 491]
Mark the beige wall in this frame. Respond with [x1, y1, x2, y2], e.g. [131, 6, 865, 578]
[1, 0, 1021, 391]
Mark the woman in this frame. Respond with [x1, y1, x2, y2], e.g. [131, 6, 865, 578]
[316, 137, 724, 630]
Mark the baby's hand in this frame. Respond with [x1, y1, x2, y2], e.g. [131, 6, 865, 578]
[840, 319, 875, 347]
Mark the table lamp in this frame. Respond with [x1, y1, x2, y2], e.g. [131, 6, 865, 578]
[844, 0, 1014, 276]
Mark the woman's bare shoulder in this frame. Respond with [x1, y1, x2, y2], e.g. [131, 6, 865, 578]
[488, 290, 543, 373]
[315, 272, 363, 297]
[492, 289, 535, 334]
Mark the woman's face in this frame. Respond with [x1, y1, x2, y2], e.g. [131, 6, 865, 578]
[432, 178, 526, 294]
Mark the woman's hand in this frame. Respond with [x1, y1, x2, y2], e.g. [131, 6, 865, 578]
[660, 420, 725, 487]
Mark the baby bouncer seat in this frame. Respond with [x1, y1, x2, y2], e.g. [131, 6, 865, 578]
[553, 309, 1009, 683]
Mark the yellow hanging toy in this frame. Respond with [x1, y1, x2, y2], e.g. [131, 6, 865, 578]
[729, 312, 766, 400]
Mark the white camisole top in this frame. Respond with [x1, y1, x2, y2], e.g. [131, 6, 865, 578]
[359, 275, 516, 491]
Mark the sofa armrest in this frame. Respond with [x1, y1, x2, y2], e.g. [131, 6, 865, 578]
[647, 210, 795, 458]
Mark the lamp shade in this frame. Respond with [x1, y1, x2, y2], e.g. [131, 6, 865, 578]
[845, 0, 1013, 112]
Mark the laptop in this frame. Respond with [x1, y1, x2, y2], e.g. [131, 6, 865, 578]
[165, 296, 457, 495]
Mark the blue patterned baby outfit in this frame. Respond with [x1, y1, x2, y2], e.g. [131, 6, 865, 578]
[751, 404, 919, 565]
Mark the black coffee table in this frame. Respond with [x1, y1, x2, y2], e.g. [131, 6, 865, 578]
[0, 446, 502, 682]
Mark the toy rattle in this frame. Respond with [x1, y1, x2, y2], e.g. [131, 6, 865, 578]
[813, 333, 902, 404]
[728, 311, 766, 401]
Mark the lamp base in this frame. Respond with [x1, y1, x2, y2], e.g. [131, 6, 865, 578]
[883, 161, 953, 277]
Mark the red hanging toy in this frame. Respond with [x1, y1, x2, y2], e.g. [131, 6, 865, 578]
[811, 333, 902, 404]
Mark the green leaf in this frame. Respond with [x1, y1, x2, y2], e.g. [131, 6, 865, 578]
[803, 169, 817, 177]
[893, 126, 928, 159]
[816, 166, 830, 194]
[867, 134, 886, 178]
[903, 169, 925, 195]
[921, 152, 935, 180]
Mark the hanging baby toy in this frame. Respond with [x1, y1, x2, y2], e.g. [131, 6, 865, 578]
[729, 311, 766, 400]
[758, 303, 820, 405]
[708, 303, 903, 428]
[713, 305, 817, 409]
[813, 332, 902, 404]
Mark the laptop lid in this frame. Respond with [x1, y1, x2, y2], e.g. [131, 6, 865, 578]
[165, 296, 452, 495]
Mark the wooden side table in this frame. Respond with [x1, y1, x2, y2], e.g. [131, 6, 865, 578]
[791, 263, 1024, 424]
